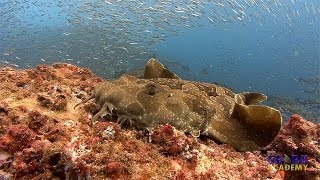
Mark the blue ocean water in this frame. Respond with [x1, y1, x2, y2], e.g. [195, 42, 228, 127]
[0, 0, 319, 122]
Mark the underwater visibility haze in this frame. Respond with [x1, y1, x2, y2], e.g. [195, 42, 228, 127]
[0, 0, 319, 121]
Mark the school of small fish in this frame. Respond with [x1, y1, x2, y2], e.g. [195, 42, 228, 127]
[0, 0, 319, 73]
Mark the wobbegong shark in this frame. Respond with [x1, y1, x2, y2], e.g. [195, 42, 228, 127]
[75, 58, 282, 151]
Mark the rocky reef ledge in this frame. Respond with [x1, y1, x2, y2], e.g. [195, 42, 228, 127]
[0, 63, 319, 179]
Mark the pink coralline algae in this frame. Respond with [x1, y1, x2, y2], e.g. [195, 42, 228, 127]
[12, 140, 51, 177]
[93, 122, 122, 140]
[266, 114, 320, 179]
[267, 114, 319, 159]
[151, 124, 199, 156]
[0, 125, 36, 153]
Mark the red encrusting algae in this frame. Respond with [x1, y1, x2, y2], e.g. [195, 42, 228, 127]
[266, 114, 320, 179]
[151, 124, 199, 156]
[0, 125, 36, 153]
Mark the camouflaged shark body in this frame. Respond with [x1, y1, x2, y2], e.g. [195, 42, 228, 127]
[75, 59, 282, 151]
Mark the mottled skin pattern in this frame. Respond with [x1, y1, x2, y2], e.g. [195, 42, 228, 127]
[75, 59, 282, 151]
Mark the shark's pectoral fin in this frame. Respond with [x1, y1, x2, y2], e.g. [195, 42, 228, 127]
[144, 58, 180, 79]
[203, 103, 282, 151]
[232, 103, 282, 131]
[235, 92, 267, 105]
[231, 103, 282, 149]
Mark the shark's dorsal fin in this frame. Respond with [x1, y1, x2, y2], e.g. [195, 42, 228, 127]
[144, 58, 180, 79]
[235, 92, 267, 105]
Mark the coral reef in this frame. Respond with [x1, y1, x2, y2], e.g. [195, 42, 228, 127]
[0, 63, 318, 179]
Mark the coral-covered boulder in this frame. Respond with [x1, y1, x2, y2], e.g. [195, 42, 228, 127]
[0, 63, 318, 179]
